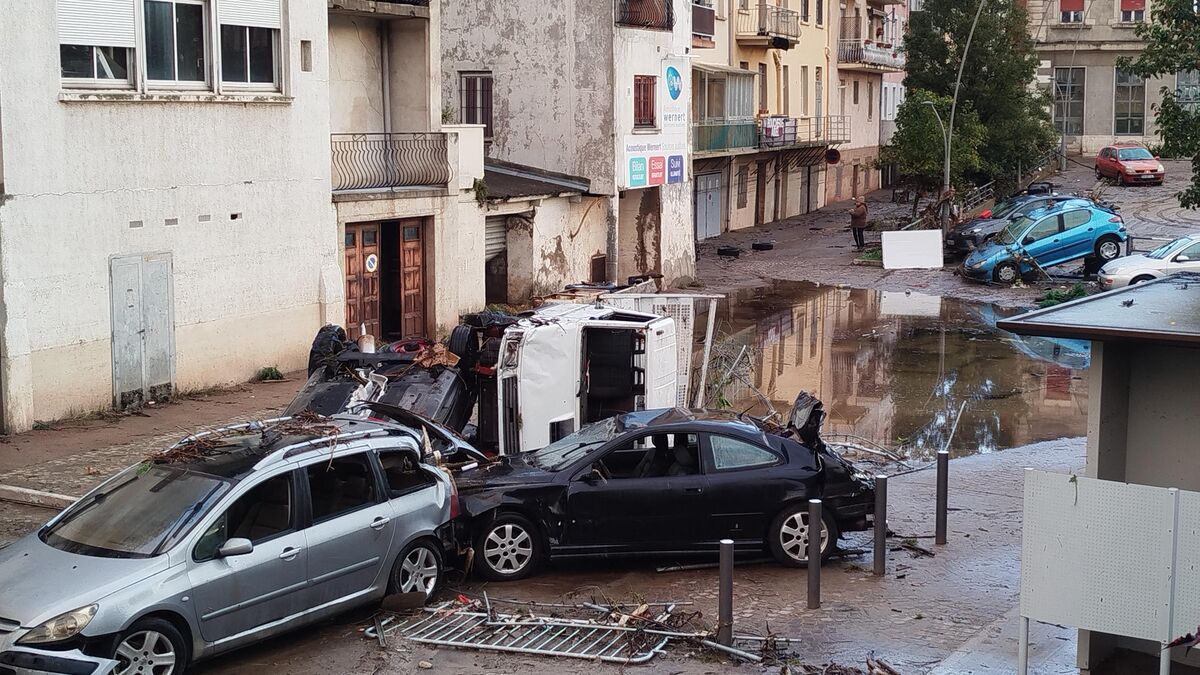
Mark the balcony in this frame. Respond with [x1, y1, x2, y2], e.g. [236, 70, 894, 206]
[330, 133, 451, 192]
[737, 3, 801, 48]
[617, 0, 675, 30]
[837, 38, 906, 71]
[693, 1, 716, 45]
[758, 116, 850, 148]
[694, 120, 759, 154]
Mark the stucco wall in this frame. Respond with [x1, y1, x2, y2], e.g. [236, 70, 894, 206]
[330, 15, 387, 134]
[440, 0, 616, 191]
[490, 195, 609, 301]
[0, 0, 339, 430]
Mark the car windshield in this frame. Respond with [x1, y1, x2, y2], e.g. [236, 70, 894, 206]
[42, 464, 231, 558]
[1147, 238, 1190, 260]
[991, 199, 1020, 219]
[526, 417, 620, 471]
[1118, 148, 1154, 161]
[995, 216, 1035, 245]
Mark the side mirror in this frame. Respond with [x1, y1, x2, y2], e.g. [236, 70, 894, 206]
[579, 466, 606, 485]
[1023, 236, 1036, 246]
[218, 538, 254, 558]
[1178, 255, 1191, 262]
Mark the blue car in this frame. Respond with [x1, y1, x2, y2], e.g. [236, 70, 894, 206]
[960, 201, 1127, 284]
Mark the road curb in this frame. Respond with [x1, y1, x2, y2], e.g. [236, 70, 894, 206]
[0, 484, 76, 509]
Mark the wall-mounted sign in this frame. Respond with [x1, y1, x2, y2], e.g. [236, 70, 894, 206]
[365, 253, 379, 273]
[621, 57, 689, 190]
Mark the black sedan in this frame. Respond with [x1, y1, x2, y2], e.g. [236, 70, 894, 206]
[455, 400, 875, 581]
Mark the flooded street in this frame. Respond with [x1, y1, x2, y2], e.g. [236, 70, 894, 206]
[704, 281, 1089, 460]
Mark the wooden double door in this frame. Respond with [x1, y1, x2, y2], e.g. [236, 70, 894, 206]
[344, 219, 426, 340]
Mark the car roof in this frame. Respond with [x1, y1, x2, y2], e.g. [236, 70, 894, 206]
[1020, 198, 1100, 219]
[616, 408, 765, 436]
[156, 415, 418, 480]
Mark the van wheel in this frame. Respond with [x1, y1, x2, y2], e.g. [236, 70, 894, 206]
[474, 513, 543, 581]
[768, 505, 838, 567]
[389, 539, 443, 600]
[1095, 236, 1122, 261]
[447, 325, 478, 370]
[110, 617, 189, 675]
[993, 261, 1020, 285]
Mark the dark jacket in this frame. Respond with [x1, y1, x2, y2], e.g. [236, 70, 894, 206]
[850, 203, 868, 229]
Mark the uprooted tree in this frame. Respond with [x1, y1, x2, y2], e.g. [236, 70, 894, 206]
[903, 0, 1056, 185]
[877, 90, 985, 219]
[1117, 0, 1200, 209]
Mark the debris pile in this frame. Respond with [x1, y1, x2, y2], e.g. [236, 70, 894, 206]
[152, 411, 341, 464]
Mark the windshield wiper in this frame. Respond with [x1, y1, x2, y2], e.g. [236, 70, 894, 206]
[153, 481, 226, 556]
[47, 473, 140, 532]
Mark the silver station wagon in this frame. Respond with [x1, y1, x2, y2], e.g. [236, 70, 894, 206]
[0, 415, 456, 675]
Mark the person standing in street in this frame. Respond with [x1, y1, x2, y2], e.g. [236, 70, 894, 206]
[849, 197, 868, 250]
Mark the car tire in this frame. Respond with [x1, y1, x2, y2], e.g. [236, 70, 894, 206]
[767, 504, 839, 567]
[1095, 236, 1122, 262]
[1095, 167, 1102, 180]
[388, 539, 443, 601]
[1131, 275, 1155, 285]
[993, 261, 1020, 285]
[447, 325, 478, 370]
[109, 617, 190, 675]
[474, 513, 544, 581]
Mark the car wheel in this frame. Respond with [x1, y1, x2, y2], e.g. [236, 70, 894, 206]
[474, 513, 543, 581]
[1131, 275, 1155, 285]
[767, 505, 839, 567]
[1095, 236, 1122, 262]
[447, 325, 478, 370]
[1095, 166, 1102, 180]
[993, 261, 1020, 285]
[389, 539, 443, 600]
[110, 617, 189, 675]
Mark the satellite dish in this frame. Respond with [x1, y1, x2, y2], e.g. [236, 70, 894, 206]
[825, 148, 842, 164]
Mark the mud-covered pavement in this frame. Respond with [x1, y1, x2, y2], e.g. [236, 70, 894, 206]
[695, 158, 1199, 308]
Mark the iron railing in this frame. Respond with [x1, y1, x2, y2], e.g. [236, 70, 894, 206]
[757, 115, 850, 148]
[959, 181, 995, 214]
[330, 133, 451, 191]
[738, 3, 801, 40]
[694, 120, 759, 152]
[617, 0, 675, 30]
[837, 39, 906, 69]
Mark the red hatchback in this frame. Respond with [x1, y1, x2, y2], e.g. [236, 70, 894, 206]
[1095, 143, 1165, 186]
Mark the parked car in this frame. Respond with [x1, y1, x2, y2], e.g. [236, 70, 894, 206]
[1095, 143, 1165, 186]
[455, 393, 876, 581]
[947, 194, 1075, 254]
[0, 416, 456, 675]
[961, 201, 1128, 285]
[1098, 233, 1200, 289]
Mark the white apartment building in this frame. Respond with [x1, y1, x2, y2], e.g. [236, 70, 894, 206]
[0, 0, 485, 431]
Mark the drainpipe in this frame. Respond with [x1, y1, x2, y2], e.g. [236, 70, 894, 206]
[380, 22, 392, 133]
[606, 196, 619, 283]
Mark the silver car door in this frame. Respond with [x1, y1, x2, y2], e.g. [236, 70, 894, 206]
[300, 448, 395, 606]
[1171, 242, 1200, 274]
[187, 470, 309, 644]
[377, 444, 448, 538]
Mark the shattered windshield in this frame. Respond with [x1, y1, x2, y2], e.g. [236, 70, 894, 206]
[995, 216, 1035, 246]
[526, 418, 620, 471]
[1147, 238, 1188, 260]
[43, 464, 230, 558]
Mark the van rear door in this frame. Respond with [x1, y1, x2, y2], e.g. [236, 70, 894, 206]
[643, 317, 679, 408]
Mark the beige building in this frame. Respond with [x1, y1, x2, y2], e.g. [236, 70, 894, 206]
[1026, 0, 1188, 156]
[691, 0, 850, 241]
[828, 0, 906, 203]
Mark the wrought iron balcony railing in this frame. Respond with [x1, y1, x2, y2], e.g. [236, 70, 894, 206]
[617, 0, 675, 30]
[737, 3, 801, 41]
[757, 116, 850, 148]
[837, 38, 906, 69]
[330, 133, 451, 191]
[693, 120, 759, 152]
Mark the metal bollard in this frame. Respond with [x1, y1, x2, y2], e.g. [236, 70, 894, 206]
[717, 539, 733, 646]
[807, 499, 822, 610]
[936, 450, 949, 545]
[873, 475, 888, 576]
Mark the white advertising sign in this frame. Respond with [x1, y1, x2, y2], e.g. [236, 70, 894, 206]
[621, 57, 689, 190]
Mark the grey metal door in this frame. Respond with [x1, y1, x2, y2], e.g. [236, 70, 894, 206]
[694, 173, 721, 241]
[110, 254, 175, 408]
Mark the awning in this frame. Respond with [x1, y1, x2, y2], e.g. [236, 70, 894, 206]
[693, 61, 754, 77]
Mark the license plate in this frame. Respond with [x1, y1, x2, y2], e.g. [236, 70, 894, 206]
[1141, 175, 1157, 181]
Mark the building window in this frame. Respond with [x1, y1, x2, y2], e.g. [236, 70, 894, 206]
[800, 66, 809, 115]
[1119, 0, 1145, 22]
[60, 45, 131, 83]
[1059, 0, 1083, 23]
[1179, 70, 1200, 112]
[144, 0, 208, 84]
[782, 65, 790, 115]
[634, 75, 657, 128]
[460, 72, 495, 138]
[737, 166, 749, 208]
[1053, 67, 1085, 135]
[1114, 69, 1146, 135]
[220, 25, 278, 86]
[800, 0, 811, 21]
[758, 63, 768, 112]
[852, 79, 859, 105]
[867, 82, 873, 120]
[816, 0, 824, 25]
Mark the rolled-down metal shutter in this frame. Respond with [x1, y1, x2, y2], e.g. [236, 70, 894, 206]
[57, 0, 137, 47]
[219, 0, 282, 29]
[485, 216, 508, 260]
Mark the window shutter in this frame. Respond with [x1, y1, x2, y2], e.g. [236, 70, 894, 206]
[219, 0, 282, 29]
[1059, 0, 1084, 11]
[1120, 0, 1145, 9]
[57, 0, 136, 47]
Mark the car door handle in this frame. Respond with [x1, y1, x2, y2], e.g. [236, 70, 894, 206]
[369, 516, 391, 530]
[278, 547, 302, 561]
[684, 487, 703, 494]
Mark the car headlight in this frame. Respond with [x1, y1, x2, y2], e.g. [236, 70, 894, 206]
[17, 605, 97, 645]
[1124, 166, 1137, 174]
[971, 258, 986, 269]
[971, 228, 982, 234]
[1157, 164, 1165, 172]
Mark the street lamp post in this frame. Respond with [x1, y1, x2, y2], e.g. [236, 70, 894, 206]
[938, 0, 988, 229]
[922, 100, 949, 189]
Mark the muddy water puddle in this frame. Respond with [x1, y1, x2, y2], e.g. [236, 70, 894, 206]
[704, 281, 1088, 461]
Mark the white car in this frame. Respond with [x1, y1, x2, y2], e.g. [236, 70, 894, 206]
[1098, 234, 1200, 289]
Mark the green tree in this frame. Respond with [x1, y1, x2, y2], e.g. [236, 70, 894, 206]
[879, 90, 985, 216]
[903, 0, 1056, 184]
[1118, 0, 1200, 209]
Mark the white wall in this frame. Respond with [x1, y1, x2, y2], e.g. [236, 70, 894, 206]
[0, 0, 339, 430]
[491, 195, 610, 301]
[329, 15, 386, 134]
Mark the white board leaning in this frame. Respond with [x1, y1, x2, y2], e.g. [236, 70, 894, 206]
[881, 230, 944, 269]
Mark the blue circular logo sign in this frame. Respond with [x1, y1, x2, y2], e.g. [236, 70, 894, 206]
[666, 66, 682, 101]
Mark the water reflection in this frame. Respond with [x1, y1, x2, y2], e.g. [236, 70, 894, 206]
[708, 282, 1089, 460]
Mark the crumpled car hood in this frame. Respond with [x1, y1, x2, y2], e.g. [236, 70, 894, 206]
[0, 534, 167, 628]
[455, 455, 557, 492]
